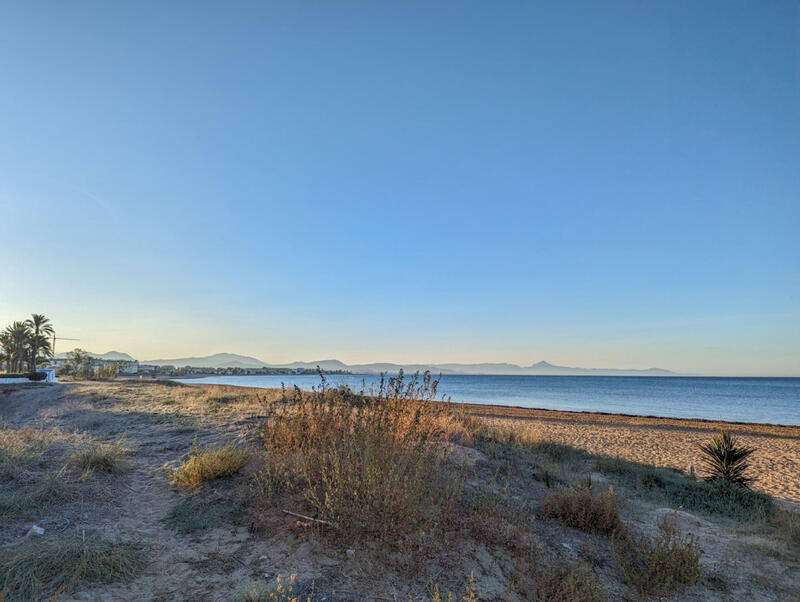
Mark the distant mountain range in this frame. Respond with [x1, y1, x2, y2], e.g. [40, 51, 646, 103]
[54, 349, 676, 375]
[82, 351, 672, 376]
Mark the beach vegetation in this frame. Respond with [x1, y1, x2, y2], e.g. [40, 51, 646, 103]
[234, 574, 312, 602]
[256, 370, 466, 540]
[0, 536, 147, 601]
[697, 430, 755, 487]
[66, 439, 131, 478]
[0, 474, 76, 521]
[614, 518, 701, 598]
[165, 440, 250, 487]
[520, 562, 607, 602]
[541, 485, 622, 535]
[163, 494, 247, 534]
[593, 455, 772, 521]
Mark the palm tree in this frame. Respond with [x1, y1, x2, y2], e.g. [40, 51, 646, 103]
[25, 313, 54, 369]
[0, 330, 11, 371]
[2, 321, 33, 372]
[697, 430, 755, 487]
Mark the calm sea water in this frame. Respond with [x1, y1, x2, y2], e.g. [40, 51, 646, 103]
[172, 374, 800, 426]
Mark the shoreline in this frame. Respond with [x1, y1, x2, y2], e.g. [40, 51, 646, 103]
[177, 379, 800, 429]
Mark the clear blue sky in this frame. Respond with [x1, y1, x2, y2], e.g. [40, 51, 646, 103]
[1, 1, 798, 375]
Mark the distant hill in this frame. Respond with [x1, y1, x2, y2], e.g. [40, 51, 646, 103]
[63, 350, 677, 375]
[54, 350, 135, 361]
[144, 353, 268, 369]
[267, 359, 349, 372]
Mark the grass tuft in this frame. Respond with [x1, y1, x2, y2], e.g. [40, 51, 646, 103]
[0, 536, 147, 601]
[165, 440, 250, 487]
[66, 440, 130, 478]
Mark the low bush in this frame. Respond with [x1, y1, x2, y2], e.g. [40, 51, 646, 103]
[541, 485, 621, 535]
[521, 562, 607, 602]
[0, 536, 147, 601]
[166, 440, 250, 487]
[614, 518, 701, 598]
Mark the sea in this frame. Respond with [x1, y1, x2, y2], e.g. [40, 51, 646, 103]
[171, 374, 800, 426]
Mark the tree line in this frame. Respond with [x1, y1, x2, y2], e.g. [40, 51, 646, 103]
[0, 314, 54, 373]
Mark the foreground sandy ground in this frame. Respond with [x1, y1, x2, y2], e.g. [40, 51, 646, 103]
[1, 381, 798, 601]
[454, 404, 800, 505]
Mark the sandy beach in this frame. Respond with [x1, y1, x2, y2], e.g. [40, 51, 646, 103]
[456, 403, 800, 504]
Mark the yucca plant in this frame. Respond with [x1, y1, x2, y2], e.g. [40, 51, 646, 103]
[697, 430, 754, 487]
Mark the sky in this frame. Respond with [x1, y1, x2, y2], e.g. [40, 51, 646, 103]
[1, 1, 798, 376]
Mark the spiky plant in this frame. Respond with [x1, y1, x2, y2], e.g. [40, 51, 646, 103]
[697, 430, 754, 487]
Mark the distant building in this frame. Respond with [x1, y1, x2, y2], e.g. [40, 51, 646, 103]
[119, 361, 139, 375]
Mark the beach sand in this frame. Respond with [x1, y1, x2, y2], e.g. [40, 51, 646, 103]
[457, 403, 800, 504]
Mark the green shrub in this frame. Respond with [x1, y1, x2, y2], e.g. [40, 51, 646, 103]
[541, 485, 621, 535]
[697, 430, 754, 487]
[614, 519, 701, 598]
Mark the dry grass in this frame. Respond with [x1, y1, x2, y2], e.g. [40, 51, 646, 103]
[541, 485, 622, 535]
[235, 574, 311, 602]
[166, 440, 250, 487]
[256, 372, 467, 539]
[614, 518, 702, 598]
[0, 536, 147, 601]
[0, 426, 53, 478]
[66, 439, 131, 478]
